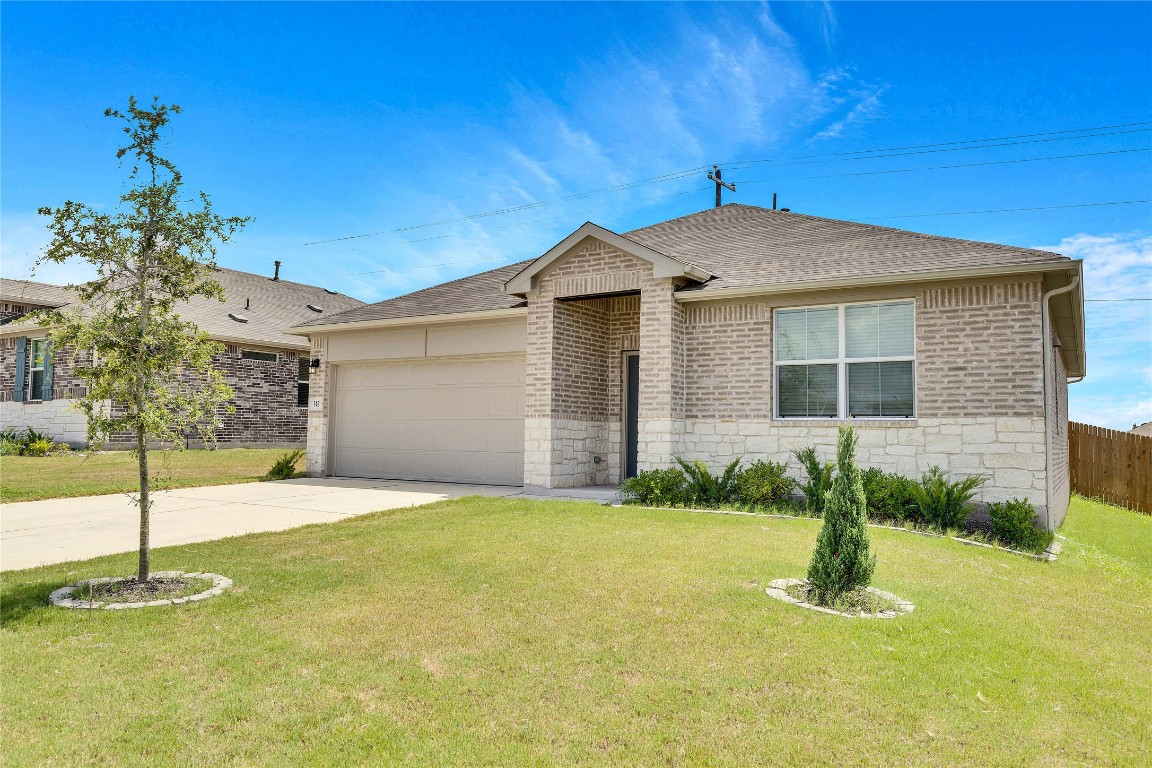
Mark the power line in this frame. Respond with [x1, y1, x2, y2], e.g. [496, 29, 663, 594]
[740, 147, 1151, 186]
[301, 120, 1152, 246]
[339, 198, 1152, 277]
[861, 199, 1152, 221]
[1085, 298, 1152, 302]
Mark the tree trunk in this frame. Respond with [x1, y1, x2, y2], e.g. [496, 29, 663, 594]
[137, 425, 151, 583]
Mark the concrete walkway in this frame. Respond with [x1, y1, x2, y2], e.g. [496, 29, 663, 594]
[1, 478, 525, 571]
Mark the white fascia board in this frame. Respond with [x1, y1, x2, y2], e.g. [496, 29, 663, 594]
[502, 222, 711, 295]
[283, 307, 527, 336]
[674, 260, 1079, 303]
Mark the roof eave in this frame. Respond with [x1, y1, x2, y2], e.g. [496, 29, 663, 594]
[674, 260, 1077, 302]
[284, 306, 528, 336]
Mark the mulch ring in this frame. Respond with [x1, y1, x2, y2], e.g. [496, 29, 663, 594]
[50, 571, 232, 610]
[765, 577, 915, 619]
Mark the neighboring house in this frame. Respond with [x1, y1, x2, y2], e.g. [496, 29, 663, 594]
[1131, 422, 1152, 437]
[288, 204, 1084, 529]
[0, 267, 364, 447]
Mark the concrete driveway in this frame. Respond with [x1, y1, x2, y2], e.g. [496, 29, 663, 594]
[1, 478, 523, 571]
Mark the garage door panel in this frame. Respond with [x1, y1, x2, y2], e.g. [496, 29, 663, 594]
[333, 356, 525, 485]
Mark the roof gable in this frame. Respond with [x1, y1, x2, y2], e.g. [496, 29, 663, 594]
[502, 222, 711, 296]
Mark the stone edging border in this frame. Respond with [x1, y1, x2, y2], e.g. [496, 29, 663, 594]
[765, 577, 915, 619]
[616, 504, 1063, 562]
[50, 571, 232, 610]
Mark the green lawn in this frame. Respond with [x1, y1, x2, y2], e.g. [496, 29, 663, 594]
[2, 496, 1149, 766]
[0, 448, 293, 502]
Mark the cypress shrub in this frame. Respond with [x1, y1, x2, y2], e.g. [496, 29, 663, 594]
[806, 425, 875, 604]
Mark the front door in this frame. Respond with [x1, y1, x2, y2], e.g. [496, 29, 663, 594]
[624, 352, 639, 479]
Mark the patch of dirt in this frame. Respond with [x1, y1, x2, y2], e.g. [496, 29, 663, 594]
[73, 577, 210, 604]
[784, 582, 898, 614]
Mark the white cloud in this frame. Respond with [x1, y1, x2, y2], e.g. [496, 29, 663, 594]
[1033, 232, 1152, 430]
[811, 84, 887, 141]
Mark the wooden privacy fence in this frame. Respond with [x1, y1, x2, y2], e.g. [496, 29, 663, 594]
[1069, 422, 1152, 514]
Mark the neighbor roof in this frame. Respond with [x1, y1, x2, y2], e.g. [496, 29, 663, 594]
[1, 268, 363, 349]
[295, 203, 1071, 329]
[0, 279, 75, 309]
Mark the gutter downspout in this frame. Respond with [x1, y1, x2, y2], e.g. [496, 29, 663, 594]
[1041, 273, 1080, 532]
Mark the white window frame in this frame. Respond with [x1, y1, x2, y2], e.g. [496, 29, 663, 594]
[241, 348, 279, 363]
[28, 338, 47, 401]
[774, 299, 917, 420]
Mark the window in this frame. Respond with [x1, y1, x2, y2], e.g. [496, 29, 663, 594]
[241, 349, 278, 363]
[774, 300, 915, 419]
[29, 339, 47, 400]
[297, 357, 310, 408]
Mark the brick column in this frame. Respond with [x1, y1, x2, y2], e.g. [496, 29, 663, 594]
[304, 335, 330, 476]
[523, 289, 555, 487]
[637, 280, 684, 470]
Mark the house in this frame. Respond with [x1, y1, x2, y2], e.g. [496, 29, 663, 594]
[288, 204, 1084, 530]
[0, 266, 364, 447]
[1132, 422, 1152, 438]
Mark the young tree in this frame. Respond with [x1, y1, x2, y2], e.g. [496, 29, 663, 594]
[35, 97, 249, 583]
[806, 425, 875, 603]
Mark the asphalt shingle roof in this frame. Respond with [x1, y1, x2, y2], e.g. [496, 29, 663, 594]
[1, 268, 363, 349]
[625, 204, 1069, 291]
[0, 279, 75, 309]
[295, 204, 1070, 329]
[293, 260, 532, 328]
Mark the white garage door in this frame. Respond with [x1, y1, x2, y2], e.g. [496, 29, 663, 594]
[331, 355, 525, 485]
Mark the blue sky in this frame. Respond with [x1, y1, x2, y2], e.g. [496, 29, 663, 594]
[2, 2, 1150, 429]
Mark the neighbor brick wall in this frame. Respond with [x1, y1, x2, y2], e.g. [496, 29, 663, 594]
[210, 344, 307, 444]
[916, 281, 1045, 418]
[0, 334, 307, 446]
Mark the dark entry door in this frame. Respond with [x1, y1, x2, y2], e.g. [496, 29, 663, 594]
[624, 352, 639, 479]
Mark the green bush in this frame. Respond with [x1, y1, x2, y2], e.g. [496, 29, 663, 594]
[619, 467, 687, 507]
[807, 426, 875, 604]
[861, 467, 920, 523]
[989, 498, 1054, 553]
[0, 430, 22, 456]
[735, 460, 795, 507]
[266, 449, 305, 480]
[794, 447, 834, 515]
[0, 428, 69, 457]
[675, 457, 741, 506]
[909, 466, 986, 531]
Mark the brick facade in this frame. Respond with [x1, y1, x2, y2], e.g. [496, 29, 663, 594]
[515, 237, 1065, 520]
[916, 281, 1044, 418]
[0, 335, 308, 447]
[297, 233, 1071, 528]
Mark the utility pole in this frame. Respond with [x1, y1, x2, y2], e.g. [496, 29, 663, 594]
[707, 165, 735, 208]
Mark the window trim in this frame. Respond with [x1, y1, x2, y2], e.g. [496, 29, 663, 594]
[28, 338, 47, 402]
[773, 299, 917, 420]
[240, 348, 279, 363]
